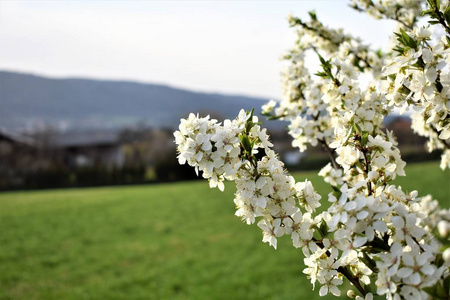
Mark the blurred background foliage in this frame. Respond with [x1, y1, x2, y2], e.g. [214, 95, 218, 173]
[0, 114, 439, 191]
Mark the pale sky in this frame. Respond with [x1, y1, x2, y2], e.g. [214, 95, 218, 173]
[0, 1, 397, 99]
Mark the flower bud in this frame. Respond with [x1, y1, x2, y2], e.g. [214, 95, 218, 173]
[368, 170, 378, 181]
[443, 248, 450, 263]
[437, 220, 449, 238]
[347, 290, 356, 298]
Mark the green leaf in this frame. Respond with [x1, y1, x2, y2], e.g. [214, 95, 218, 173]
[422, 9, 433, 16]
[399, 28, 417, 49]
[239, 134, 252, 153]
[435, 253, 444, 267]
[399, 84, 411, 95]
[424, 286, 439, 298]
[376, 49, 383, 58]
[353, 123, 362, 134]
[331, 185, 342, 199]
[444, 275, 450, 295]
[244, 109, 255, 134]
[245, 122, 253, 134]
[393, 46, 405, 54]
[444, 5, 450, 24]
[317, 53, 327, 66]
[315, 71, 328, 78]
[361, 131, 369, 147]
[248, 108, 255, 121]
[426, 0, 437, 9]
[424, 278, 450, 299]
[319, 221, 329, 238]
[435, 281, 447, 298]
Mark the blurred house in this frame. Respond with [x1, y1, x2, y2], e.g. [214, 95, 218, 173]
[0, 129, 36, 147]
[283, 151, 306, 166]
[46, 131, 125, 168]
[0, 129, 125, 169]
[384, 116, 426, 148]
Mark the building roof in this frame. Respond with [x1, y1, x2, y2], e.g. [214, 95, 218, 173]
[0, 129, 36, 146]
[0, 128, 121, 148]
[47, 130, 121, 148]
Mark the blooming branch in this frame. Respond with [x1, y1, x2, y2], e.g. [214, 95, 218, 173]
[173, 1, 450, 299]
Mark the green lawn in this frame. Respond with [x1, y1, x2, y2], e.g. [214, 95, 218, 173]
[0, 162, 448, 299]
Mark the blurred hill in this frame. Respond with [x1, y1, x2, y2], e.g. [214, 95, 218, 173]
[0, 70, 273, 131]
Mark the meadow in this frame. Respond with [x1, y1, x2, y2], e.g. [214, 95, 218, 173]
[0, 161, 448, 300]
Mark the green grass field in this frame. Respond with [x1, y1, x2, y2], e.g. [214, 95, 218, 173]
[0, 162, 448, 299]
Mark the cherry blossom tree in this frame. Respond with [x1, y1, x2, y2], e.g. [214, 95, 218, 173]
[174, 0, 450, 299]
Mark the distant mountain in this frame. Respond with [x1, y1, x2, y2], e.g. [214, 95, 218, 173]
[0, 71, 277, 131]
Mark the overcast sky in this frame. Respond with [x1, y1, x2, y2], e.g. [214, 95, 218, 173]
[0, 1, 397, 99]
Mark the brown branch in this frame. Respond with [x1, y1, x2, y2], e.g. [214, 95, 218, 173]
[362, 148, 373, 195]
[311, 112, 339, 170]
[432, 4, 450, 35]
[319, 139, 339, 170]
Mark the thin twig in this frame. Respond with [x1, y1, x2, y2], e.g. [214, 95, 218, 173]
[362, 149, 373, 196]
[432, 4, 450, 35]
[319, 139, 339, 170]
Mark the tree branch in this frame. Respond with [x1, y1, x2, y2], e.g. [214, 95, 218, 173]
[319, 139, 339, 170]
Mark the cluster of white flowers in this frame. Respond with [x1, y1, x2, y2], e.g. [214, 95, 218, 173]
[381, 21, 450, 169]
[174, 110, 322, 251]
[350, 0, 423, 28]
[325, 183, 450, 299]
[174, 111, 245, 191]
[309, 54, 449, 296]
[174, 0, 450, 299]
[261, 12, 386, 154]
